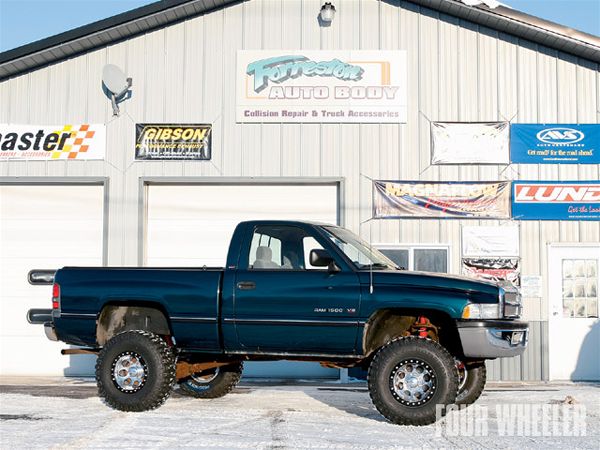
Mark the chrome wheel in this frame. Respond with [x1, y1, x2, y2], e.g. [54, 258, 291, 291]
[389, 358, 436, 406]
[112, 352, 148, 393]
[190, 368, 219, 384]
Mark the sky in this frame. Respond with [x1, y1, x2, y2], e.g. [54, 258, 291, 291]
[0, 0, 598, 53]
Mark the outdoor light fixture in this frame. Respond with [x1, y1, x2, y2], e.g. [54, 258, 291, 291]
[320, 2, 336, 24]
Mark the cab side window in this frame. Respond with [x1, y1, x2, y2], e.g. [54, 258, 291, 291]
[248, 225, 327, 271]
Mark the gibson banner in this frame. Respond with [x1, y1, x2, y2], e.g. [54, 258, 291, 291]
[135, 124, 211, 160]
[512, 181, 600, 220]
[431, 122, 510, 165]
[511, 123, 600, 164]
[462, 258, 521, 289]
[373, 180, 511, 219]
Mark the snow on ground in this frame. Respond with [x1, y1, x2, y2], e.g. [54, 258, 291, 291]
[0, 379, 598, 449]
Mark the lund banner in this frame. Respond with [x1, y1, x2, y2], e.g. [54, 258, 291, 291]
[135, 124, 212, 160]
[373, 180, 511, 219]
[510, 123, 600, 164]
[512, 181, 600, 220]
[462, 258, 521, 289]
[0, 124, 105, 160]
[236, 50, 407, 123]
[431, 122, 510, 165]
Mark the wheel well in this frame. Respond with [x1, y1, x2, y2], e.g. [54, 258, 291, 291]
[97, 304, 171, 346]
[362, 309, 461, 358]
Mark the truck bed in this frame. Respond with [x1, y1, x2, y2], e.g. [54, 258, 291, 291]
[54, 267, 223, 350]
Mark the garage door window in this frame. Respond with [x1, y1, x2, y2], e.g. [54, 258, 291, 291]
[376, 245, 449, 273]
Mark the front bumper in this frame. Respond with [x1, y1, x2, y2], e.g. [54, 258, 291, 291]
[26, 308, 58, 342]
[457, 320, 528, 358]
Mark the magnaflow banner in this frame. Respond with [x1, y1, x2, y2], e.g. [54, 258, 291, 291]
[431, 122, 510, 165]
[373, 180, 511, 219]
[512, 181, 600, 220]
[0, 124, 105, 160]
[237, 50, 407, 123]
[511, 124, 600, 164]
[135, 124, 211, 160]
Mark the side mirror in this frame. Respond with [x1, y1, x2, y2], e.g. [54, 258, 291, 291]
[309, 249, 339, 272]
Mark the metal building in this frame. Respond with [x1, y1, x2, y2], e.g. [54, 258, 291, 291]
[1, 0, 599, 381]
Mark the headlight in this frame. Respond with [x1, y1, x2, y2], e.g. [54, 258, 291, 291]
[462, 303, 501, 319]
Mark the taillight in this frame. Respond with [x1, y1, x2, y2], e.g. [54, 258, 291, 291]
[52, 283, 60, 309]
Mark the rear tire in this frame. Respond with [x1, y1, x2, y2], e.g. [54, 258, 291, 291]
[178, 362, 243, 398]
[455, 361, 486, 406]
[368, 336, 458, 426]
[96, 330, 176, 412]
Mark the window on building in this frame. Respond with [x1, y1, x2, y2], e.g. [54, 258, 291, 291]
[375, 245, 449, 273]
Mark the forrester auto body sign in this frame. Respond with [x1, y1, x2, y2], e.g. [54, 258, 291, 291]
[511, 124, 600, 164]
[0, 124, 105, 160]
[237, 50, 407, 123]
[512, 181, 600, 220]
[373, 180, 511, 219]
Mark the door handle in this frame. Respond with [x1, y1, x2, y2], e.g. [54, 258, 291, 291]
[237, 281, 256, 290]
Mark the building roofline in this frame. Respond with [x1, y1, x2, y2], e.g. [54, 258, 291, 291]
[0, 0, 598, 81]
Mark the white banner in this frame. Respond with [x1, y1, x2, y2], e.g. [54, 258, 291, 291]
[461, 225, 520, 257]
[0, 124, 105, 160]
[431, 122, 509, 164]
[237, 50, 407, 123]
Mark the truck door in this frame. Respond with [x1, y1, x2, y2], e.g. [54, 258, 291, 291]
[231, 224, 361, 354]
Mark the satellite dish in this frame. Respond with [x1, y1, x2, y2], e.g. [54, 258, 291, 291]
[102, 64, 132, 116]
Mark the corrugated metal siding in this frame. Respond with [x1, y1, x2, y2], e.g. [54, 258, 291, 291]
[0, 0, 598, 380]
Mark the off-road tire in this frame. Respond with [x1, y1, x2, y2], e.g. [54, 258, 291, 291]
[368, 336, 458, 426]
[96, 330, 176, 412]
[456, 362, 486, 406]
[179, 362, 243, 398]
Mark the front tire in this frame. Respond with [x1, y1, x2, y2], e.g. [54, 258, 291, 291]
[178, 362, 243, 398]
[455, 360, 486, 406]
[368, 336, 458, 426]
[96, 330, 176, 412]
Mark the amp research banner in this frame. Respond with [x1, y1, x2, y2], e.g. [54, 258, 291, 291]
[135, 124, 211, 160]
[430, 122, 510, 165]
[512, 181, 600, 220]
[236, 50, 407, 123]
[373, 180, 511, 219]
[0, 124, 105, 160]
[511, 124, 600, 164]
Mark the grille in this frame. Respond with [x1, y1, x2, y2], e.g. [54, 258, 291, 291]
[503, 291, 522, 318]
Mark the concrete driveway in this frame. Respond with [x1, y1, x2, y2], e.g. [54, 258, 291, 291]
[1, 378, 598, 449]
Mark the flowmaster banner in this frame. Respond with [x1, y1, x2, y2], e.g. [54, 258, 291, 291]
[135, 124, 211, 160]
[373, 181, 511, 219]
[431, 122, 509, 165]
[0, 124, 105, 160]
[461, 226, 520, 257]
[462, 258, 521, 288]
[512, 181, 600, 220]
[237, 50, 407, 123]
[511, 124, 600, 164]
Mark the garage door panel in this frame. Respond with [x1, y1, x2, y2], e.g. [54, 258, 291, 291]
[1, 220, 103, 257]
[0, 185, 104, 376]
[0, 336, 96, 376]
[0, 186, 103, 219]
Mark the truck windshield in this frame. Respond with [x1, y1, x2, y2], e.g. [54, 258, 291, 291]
[322, 226, 399, 270]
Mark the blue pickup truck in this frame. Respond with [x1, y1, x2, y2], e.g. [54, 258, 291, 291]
[27, 220, 527, 425]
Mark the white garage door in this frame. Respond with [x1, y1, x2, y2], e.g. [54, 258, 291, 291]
[146, 183, 340, 378]
[0, 184, 104, 376]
